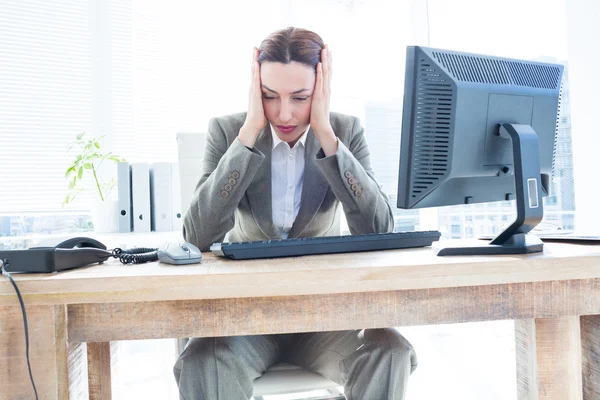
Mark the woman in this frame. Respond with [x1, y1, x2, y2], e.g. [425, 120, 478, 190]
[175, 27, 417, 399]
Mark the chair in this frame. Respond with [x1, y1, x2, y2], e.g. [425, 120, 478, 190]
[175, 133, 344, 399]
[176, 338, 343, 399]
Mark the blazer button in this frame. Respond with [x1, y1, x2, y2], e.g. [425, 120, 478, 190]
[228, 178, 236, 185]
[231, 171, 240, 179]
[344, 170, 353, 179]
[348, 177, 357, 185]
[351, 183, 359, 191]
[224, 184, 233, 192]
[355, 189, 362, 197]
[220, 190, 229, 198]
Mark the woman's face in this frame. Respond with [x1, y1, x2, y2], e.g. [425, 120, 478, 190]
[260, 61, 315, 147]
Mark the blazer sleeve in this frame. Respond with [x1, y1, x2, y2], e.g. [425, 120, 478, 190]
[314, 117, 394, 234]
[183, 118, 265, 251]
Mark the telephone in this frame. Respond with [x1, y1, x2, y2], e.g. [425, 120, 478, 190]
[34, 236, 108, 250]
[0, 236, 112, 273]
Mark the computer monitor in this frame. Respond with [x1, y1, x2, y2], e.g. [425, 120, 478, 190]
[397, 46, 564, 256]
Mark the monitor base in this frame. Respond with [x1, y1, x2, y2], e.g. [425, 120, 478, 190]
[434, 233, 543, 256]
[434, 123, 546, 257]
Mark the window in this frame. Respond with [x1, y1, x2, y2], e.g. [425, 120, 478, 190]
[1, 0, 424, 243]
[0, 0, 97, 245]
[0, 0, 288, 246]
[1, 0, 575, 247]
[426, 0, 574, 238]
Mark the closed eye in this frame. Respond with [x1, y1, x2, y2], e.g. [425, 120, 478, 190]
[294, 97, 309, 101]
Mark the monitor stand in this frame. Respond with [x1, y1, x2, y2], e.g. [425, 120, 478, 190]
[435, 123, 544, 256]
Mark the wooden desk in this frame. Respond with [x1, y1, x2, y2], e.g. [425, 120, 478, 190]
[2, 242, 600, 399]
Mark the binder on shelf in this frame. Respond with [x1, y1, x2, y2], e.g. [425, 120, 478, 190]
[176, 132, 206, 217]
[131, 162, 151, 233]
[170, 162, 183, 231]
[117, 162, 133, 233]
[150, 162, 173, 232]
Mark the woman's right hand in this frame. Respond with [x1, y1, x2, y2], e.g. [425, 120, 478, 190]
[238, 47, 267, 148]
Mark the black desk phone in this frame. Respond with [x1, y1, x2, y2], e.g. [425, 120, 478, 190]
[0, 237, 112, 273]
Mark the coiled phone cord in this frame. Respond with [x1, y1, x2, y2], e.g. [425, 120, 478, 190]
[111, 247, 159, 265]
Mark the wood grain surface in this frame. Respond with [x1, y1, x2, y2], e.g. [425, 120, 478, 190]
[1, 243, 599, 306]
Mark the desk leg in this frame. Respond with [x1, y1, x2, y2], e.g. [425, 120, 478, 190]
[0, 304, 86, 399]
[516, 317, 583, 400]
[581, 315, 600, 399]
[87, 341, 118, 400]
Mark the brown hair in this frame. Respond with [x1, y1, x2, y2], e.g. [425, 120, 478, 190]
[257, 27, 324, 71]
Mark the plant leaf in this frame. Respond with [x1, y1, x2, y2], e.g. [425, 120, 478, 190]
[65, 166, 76, 178]
[78, 166, 83, 179]
[77, 132, 85, 140]
[84, 163, 93, 170]
[94, 141, 100, 149]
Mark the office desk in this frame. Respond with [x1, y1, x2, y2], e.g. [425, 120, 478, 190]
[2, 242, 600, 399]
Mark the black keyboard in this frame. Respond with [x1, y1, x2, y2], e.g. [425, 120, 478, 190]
[210, 231, 441, 260]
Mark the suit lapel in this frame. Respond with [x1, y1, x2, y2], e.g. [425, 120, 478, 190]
[245, 125, 279, 239]
[288, 128, 329, 238]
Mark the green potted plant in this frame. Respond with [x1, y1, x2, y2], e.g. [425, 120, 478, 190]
[64, 133, 125, 233]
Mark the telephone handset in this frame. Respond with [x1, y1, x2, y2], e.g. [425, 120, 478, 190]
[30, 236, 107, 250]
[1, 236, 112, 273]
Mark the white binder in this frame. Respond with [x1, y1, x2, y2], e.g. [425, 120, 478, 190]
[149, 162, 172, 232]
[117, 162, 133, 233]
[170, 162, 183, 231]
[176, 132, 206, 216]
[131, 162, 151, 233]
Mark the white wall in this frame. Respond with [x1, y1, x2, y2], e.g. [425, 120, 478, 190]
[566, 0, 600, 232]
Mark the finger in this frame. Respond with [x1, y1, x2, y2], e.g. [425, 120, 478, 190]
[316, 62, 323, 94]
[321, 48, 329, 94]
[327, 48, 332, 90]
[251, 61, 260, 98]
[254, 49, 262, 93]
[252, 60, 256, 90]
[252, 48, 257, 73]
[251, 49, 256, 83]
[250, 67, 255, 97]
[254, 61, 261, 93]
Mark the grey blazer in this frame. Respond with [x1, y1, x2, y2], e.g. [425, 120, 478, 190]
[183, 112, 394, 251]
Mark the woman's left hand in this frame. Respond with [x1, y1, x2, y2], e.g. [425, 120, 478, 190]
[310, 45, 338, 156]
